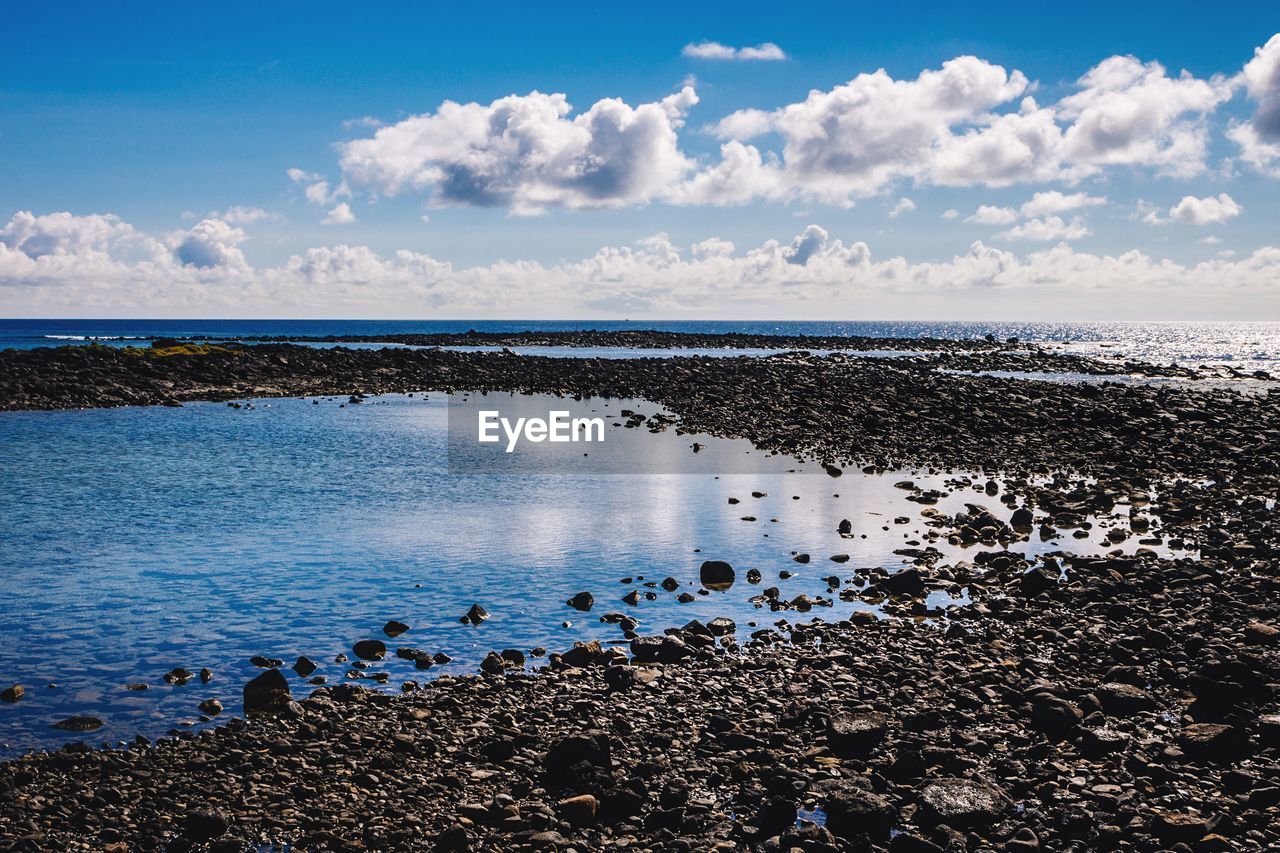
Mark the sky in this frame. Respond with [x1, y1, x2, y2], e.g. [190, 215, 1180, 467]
[2, 2, 1279, 320]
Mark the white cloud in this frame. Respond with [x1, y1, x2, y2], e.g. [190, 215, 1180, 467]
[682, 41, 786, 61]
[942, 208, 959, 220]
[322, 203, 357, 225]
[965, 205, 1018, 225]
[995, 215, 1091, 241]
[698, 53, 1230, 205]
[213, 206, 280, 226]
[1230, 34, 1280, 175]
[286, 168, 323, 183]
[888, 197, 916, 218]
[338, 87, 700, 214]
[5, 211, 1280, 316]
[1168, 193, 1241, 225]
[1199, 235, 1222, 245]
[173, 219, 249, 269]
[690, 236, 735, 258]
[342, 116, 385, 130]
[707, 56, 1032, 204]
[1055, 56, 1232, 177]
[1019, 190, 1106, 218]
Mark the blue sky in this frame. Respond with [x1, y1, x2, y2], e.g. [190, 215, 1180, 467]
[2, 2, 1279, 318]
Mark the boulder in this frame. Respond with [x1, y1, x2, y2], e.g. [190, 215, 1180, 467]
[917, 777, 1012, 827]
[699, 560, 735, 589]
[243, 668, 292, 715]
[827, 710, 889, 758]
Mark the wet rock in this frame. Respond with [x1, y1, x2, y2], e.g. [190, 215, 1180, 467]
[659, 577, 680, 592]
[383, 620, 410, 637]
[198, 699, 223, 716]
[566, 591, 594, 612]
[882, 568, 925, 596]
[249, 656, 283, 668]
[352, 639, 387, 661]
[199, 667, 213, 684]
[0, 685, 22, 703]
[51, 716, 103, 732]
[707, 616, 736, 636]
[461, 604, 489, 625]
[699, 560, 735, 589]
[242, 668, 291, 715]
[480, 652, 505, 675]
[292, 656, 317, 677]
[163, 668, 194, 685]
[1019, 565, 1059, 596]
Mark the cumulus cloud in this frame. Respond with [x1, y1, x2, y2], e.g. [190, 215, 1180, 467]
[941, 208, 960, 220]
[322, 203, 357, 225]
[995, 215, 1091, 241]
[310, 46, 1256, 214]
[966, 205, 1018, 225]
[682, 41, 786, 61]
[8, 210, 1280, 317]
[1230, 34, 1280, 175]
[698, 53, 1230, 205]
[173, 219, 249, 269]
[1168, 193, 1241, 225]
[1019, 190, 1106, 218]
[888, 197, 916, 218]
[1055, 56, 1232, 177]
[338, 87, 700, 214]
[707, 56, 1032, 203]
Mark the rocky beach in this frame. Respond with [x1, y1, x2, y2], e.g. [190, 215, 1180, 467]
[1, 335, 1278, 852]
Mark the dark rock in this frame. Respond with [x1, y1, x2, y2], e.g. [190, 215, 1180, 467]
[182, 812, 229, 843]
[828, 710, 889, 758]
[383, 620, 410, 637]
[461, 604, 489, 625]
[242, 668, 292, 715]
[51, 716, 103, 732]
[353, 639, 387, 660]
[1180, 723, 1249, 762]
[0, 684, 23, 703]
[292, 656, 318, 677]
[1096, 681, 1157, 716]
[566, 591, 594, 612]
[699, 560, 735, 589]
[883, 568, 925, 596]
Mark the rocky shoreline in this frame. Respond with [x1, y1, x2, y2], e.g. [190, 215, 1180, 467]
[1, 338, 1278, 851]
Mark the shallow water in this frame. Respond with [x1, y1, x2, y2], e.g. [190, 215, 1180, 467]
[4, 319, 1279, 372]
[0, 394, 1179, 755]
